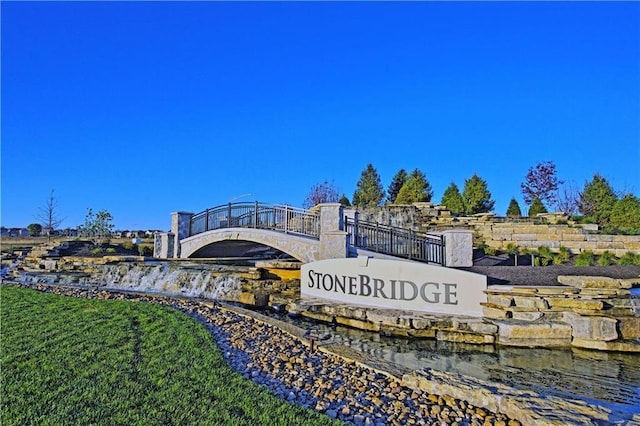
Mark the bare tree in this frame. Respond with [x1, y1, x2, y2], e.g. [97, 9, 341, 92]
[521, 160, 563, 208]
[35, 189, 63, 239]
[555, 181, 580, 215]
[303, 180, 340, 209]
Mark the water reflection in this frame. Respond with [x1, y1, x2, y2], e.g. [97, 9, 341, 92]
[270, 313, 640, 419]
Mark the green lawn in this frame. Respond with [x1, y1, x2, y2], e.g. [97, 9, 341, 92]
[0, 286, 341, 425]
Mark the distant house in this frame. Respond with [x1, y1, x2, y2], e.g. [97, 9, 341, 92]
[0, 227, 30, 237]
[59, 228, 78, 237]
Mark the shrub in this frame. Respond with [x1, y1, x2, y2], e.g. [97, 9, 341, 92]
[105, 247, 116, 254]
[597, 251, 617, 266]
[612, 227, 640, 236]
[519, 247, 532, 255]
[504, 243, 518, 255]
[555, 246, 571, 264]
[618, 251, 640, 266]
[574, 250, 595, 266]
[536, 246, 554, 266]
[123, 241, 135, 251]
[504, 243, 519, 265]
[91, 247, 104, 256]
[138, 245, 153, 256]
[482, 245, 496, 256]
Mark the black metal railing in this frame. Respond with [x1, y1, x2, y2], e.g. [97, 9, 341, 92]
[345, 216, 445, 265]
[189, 202, 320, 239]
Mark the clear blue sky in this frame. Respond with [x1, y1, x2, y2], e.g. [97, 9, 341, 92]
[2, 1, 639, 231]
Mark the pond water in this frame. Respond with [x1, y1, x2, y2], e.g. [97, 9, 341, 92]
[267, 311, 640, 423]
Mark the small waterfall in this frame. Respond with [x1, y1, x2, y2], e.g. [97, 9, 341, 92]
[631, 287, 640, 345]
[631, 287, 640, 317]
[89, 263, 244, 301]
[16, 262, 245, 302]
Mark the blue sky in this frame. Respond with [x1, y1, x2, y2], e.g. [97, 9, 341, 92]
[2, 1, 639, 231]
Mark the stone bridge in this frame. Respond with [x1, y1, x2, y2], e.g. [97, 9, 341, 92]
[155, 202, 473, 267]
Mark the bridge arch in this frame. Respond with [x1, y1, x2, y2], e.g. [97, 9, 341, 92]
[179, 228, 320, 263]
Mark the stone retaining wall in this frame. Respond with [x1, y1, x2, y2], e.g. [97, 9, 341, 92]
[483, 276, 640, 352]
[354, 204, 640, 256]
[474, 221, 640, 256]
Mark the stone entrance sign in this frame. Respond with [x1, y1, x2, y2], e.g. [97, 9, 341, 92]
[301, 257, 487, 316]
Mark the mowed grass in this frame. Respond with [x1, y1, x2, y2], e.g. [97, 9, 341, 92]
[1, 286, 342, 425]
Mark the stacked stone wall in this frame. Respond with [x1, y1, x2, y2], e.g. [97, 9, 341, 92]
[355, 204, 640, 256]
[483, 276, 639, 352]
[472, 221, 640, 256]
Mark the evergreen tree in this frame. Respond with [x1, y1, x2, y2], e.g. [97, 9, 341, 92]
[506, 198, 522, 217]
[352, 164, 385, 207]
[528, 197, 548, 216]
[395, 169, 432, 204]
[440, 182, 465, 214]
[338, 194, 351, 207]
[609, 194, 640, 230]
[386, 169, 408, 204]
[579, 174, 618, 224]
[462, 174, 495, 214]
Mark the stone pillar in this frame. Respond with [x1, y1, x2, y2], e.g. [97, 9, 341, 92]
[318, 203, 348, 260]
[441, 229, 474, 267]
[171, 211, 193, 259]
[154, 232, 175, 259]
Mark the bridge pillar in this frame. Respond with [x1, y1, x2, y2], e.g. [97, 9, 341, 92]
[171, 211, 193, 258]
[154, 232, 175, 259]
[441, 229, 474, 267]
[318, 203, 348, 260]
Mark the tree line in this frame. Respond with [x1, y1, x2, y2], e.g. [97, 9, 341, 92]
[27, 162, 639, 239]
[303, 161, 640, 233]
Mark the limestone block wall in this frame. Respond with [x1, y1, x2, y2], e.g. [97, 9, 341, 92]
[472, 221, 640, 256]
[483, 276, 640, 352]
[355, 204, 640, 255]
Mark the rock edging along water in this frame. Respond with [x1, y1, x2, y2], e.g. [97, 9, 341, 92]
[214, 302, 634, 426]
[8, 282, 636, 425]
